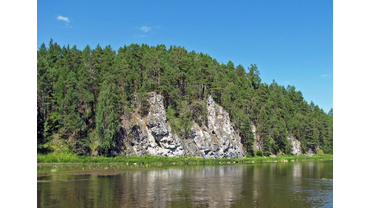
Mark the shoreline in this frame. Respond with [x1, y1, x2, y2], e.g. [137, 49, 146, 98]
[37, 153, 333, 165]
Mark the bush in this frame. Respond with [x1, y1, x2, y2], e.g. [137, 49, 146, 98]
[264, 151, 271, 157]
[255, 149, 263, 157]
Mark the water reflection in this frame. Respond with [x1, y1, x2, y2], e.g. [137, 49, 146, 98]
[292, 162, 302, 189]
[134, 166, 245, 207]
[38, 162, 333, 208]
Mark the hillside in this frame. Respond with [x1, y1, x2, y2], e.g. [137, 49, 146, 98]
[37, 40, 333, 157]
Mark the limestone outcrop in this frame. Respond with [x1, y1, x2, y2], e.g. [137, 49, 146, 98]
[287, 136, 302, 155]
[116, 92, 245, 158]
[113, 92, 316, 158]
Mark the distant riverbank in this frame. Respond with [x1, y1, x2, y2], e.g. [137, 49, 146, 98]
[37, 153, 333, 165]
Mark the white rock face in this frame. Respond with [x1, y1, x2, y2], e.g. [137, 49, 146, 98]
[112, 93, 320, 158]
[251, 123, 263, 152]
[118, 93, 245, 158]
[188, 96, 245, 158]
[120, 92, 186, 157]
[287, 135, 302, 156]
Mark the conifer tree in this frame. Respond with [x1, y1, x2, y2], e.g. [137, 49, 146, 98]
[96, 81, 122, 155]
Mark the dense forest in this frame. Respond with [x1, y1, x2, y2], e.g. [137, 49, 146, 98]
[37, 40, 333, 156]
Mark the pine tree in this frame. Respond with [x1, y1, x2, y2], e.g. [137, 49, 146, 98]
[63, 71, 82, 135]
[96, 81, 122, 155]
[247, 64, 261, 89]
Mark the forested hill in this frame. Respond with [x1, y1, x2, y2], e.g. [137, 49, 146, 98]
[37, 40, 333, 156]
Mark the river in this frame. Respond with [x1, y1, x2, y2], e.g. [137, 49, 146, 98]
[37, 160, 333, 207]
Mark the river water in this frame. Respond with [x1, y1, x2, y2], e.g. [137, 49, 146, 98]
[37, 161, 333, 207]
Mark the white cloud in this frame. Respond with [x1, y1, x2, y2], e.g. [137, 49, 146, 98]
[57, 15, 70, 22]
[138, 25, 161, 32]
[320, 74, 329, 78]
[140, 26, 151, 32]
[56, 15, 72, 28]
[135, 25, 160, 37]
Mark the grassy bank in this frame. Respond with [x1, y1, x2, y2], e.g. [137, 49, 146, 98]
[37, 153, 333, 165]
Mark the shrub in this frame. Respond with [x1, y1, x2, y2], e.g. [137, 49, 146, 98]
[255, 149, 263, 157]
[264, 151, 271, 157]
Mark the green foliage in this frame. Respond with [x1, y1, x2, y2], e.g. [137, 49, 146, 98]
[37, 40, 333, 156]
[37, 152, 334, 164]
[264, 151, 272, 157]
[96, 82, 122, 155]
[255, 150, 263, 157]
[189, 101, 207, 127]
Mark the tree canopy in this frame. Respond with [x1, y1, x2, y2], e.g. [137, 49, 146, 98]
[37, 41, 333, 156]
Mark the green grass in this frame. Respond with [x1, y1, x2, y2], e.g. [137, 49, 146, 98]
[37, 153, 333, 165]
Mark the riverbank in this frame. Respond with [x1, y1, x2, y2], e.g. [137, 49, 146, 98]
[37, 153, 333, 165]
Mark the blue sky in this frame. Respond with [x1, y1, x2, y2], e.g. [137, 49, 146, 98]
[37, 0, 333, 113]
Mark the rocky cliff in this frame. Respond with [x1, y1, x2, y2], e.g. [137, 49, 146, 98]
[251, 121, 309, 156]
[114, 92, 245, 158]
[112, 92, 315, 158]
